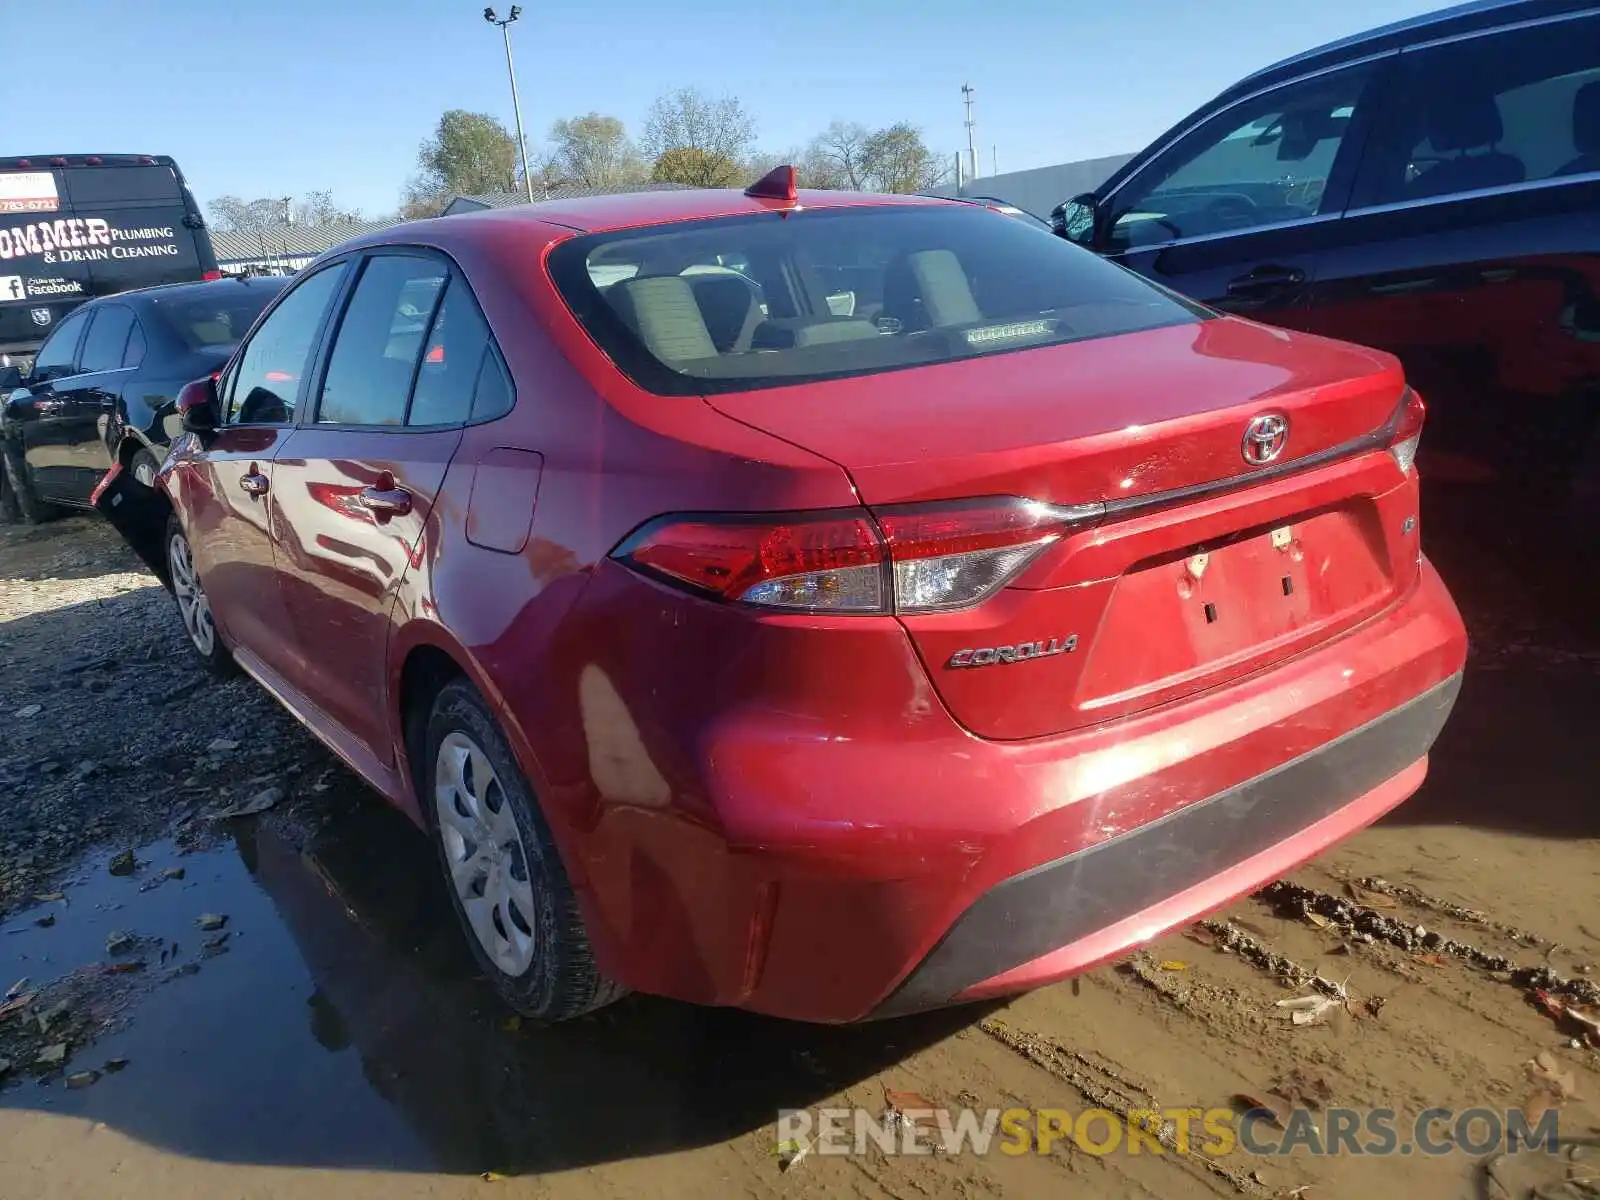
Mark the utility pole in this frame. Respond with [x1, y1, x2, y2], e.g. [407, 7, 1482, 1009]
[961, 83, 978, 184]
[484, 7, 536, 204]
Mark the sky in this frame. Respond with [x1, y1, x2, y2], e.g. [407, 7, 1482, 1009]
[5, 0, 1449, 219]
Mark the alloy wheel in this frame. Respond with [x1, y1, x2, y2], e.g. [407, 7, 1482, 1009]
[434, 730, 538, 976]
[168, 531, 215, 656]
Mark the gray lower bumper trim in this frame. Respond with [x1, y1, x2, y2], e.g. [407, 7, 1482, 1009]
[873, 672, 1463, 1018]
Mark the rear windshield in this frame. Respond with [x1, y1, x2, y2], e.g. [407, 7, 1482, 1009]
[150, 284, 284, 350]
[547, 205, 1206, 396]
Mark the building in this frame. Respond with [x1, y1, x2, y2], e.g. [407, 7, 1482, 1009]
[442, 181, 696, 216]
[936, 153, 1135, 220]
[211, 219, 404, 276]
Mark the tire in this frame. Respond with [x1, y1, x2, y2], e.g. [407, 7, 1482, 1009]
[425, 678, 623, 1022]
[164, 515, 234, 675]
[1, 438, 62, 525]
[129, 447, 162, 488]
[0, 460, 19, 524]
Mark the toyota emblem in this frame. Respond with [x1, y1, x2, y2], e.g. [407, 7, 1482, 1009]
[1242, 413, 1289, 466]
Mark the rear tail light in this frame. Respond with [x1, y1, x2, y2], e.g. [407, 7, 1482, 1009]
[201, 269, 223, 281]
[1384, 387, 1426, 476]
[614, 497, 1104, 614]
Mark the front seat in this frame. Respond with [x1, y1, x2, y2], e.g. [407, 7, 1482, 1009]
[1556, 80, 1600, 177]
[687, 274, 762, 352]
[1407, 88, 1526, 199]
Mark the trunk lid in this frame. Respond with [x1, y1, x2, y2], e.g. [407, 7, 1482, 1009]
[704, 318, 1421, 740]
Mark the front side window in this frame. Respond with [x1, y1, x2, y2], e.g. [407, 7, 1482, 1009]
[1354, 14, 1600, 206]
[1107, 64, 1375, 249]
[549, 205, 1204, 396]
[30, 308, 91, 381]
[317, 255, 446, 426]
[79, 305, 135, 373]
[226, 263, 347, 425]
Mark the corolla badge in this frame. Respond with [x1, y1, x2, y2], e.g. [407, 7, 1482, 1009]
[1242, 412, 1289, 466]
[947, 635, 1078, 669]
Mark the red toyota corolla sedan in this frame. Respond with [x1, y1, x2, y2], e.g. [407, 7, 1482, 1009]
[95, 169, 1467, 1024]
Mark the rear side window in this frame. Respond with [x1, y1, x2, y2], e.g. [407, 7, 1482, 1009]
[79, 304, 135, 372]
[30, 308, 90, 380]
[407, 276, 491, 426]
[471, 349, 514, 422]
[1355, 14, 1600, 205]
[61, 165, 181, 205]
[151, 285, 284, 350]
[227, 264, 347, 425]
[318, 255, 447, 426]
[123, 319, 146, 368]
[548, 206, 1203, 396]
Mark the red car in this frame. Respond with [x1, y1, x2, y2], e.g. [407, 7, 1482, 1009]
[97, 168, 1467, 1024]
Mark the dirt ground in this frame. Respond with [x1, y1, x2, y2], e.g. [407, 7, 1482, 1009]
[1, 497, 1597, 1200]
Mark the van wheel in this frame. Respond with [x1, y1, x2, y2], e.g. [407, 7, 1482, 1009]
[130, 448, 162, 488]
[1, 438, 62, 525]
[425, 679, 624, 1022]
[165, 515, 234, 675]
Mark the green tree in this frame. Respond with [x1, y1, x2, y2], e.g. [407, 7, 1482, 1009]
[416, 109, 520, 198]
[860, 123, 949, 194]
[651, 146, 742, 188]
[548, 113, 645, 189]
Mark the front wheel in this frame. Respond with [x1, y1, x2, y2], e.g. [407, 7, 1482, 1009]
[425, 679, 623, 1022]
[165, 516, 234, 675]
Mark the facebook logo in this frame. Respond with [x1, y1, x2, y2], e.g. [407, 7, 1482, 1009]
[0, 276, 23, 300]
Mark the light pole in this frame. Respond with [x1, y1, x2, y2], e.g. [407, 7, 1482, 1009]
[484, 7, 536, 204]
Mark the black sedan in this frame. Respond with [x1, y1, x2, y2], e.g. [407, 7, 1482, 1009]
[0, 275, 287, 522]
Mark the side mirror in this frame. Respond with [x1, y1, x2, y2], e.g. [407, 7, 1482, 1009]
[0, 364, 23, 392]
[1051, 192, 1101, 247]
[177, 375, 220, 434]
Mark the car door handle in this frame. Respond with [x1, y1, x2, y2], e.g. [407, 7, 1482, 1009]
[357, 485, 412, 517]
[239, 471, 269, 497]
[1226, 265, 1306, 298]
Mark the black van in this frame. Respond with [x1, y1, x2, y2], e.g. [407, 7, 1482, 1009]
[1051, 0, 1600, 502]
[0, 154, 220, 364]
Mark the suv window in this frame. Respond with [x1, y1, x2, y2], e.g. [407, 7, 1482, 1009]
[226, 263, 347, 425]
[79, 305, 135, 373]
[30, 308, 91, 381]
[549, 205, 1204, 397]
[407, 276, 493, 426]
[1355, 14, 1600, 206]
[1107, 64, 1374, 249]
[317, 255, 446, 426]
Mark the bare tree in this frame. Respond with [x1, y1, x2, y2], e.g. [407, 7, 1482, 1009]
[206, 195, 283, 234]
[548, 113, 645, 189]
[641, 88, 756, 166]
[294, 189, 363, 226]
[804, 121, 874, 190]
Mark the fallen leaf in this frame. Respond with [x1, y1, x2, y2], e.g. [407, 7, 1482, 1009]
[1532, 990, 1600, 1039]
[195, 914, 228, 932]
[211, 786, 283, 820]
[480, 1171, 507, 1182]
[884, 1086, 937, 1113]
[1231, 1093, 1287, 1128]
[1528, 1051, 1579, 1100]
[1184, 924, 1218, 948]
[1414, 953, 1449, 968]
[1344, 882, 1397, 909]
[65, 1070, 99, 1090]
[1272, 1067, 1335, 1109]
[1305, 912, 1333, 929]
[777, 1136, 812, 1172]
[1347, 997, 1386, 1020]
[1159, 960, 1188, 971]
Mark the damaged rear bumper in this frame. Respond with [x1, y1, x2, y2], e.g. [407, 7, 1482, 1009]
[91, 462, 172, 589]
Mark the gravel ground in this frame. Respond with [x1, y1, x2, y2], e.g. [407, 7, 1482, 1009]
[1, 510, 1597, 1200]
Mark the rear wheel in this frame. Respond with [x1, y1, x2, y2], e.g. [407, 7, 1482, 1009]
[425, 679, 623, 1022]
[165, 516, 234, 675]
[1, 438, 62, 525]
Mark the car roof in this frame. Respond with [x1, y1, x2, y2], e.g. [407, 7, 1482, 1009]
[97, 276, 289, 308]
[414, 186, 951, 237]
[1233, 0, 1594, 94]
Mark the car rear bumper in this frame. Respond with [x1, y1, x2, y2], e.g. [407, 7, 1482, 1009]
[559, 557, 1467, 1023]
